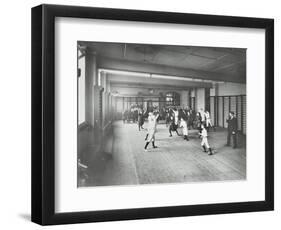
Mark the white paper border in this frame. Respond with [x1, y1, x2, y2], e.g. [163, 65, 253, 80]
[55, 17, 265, 213]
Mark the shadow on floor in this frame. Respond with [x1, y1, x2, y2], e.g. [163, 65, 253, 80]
[18, 213, 31, 222]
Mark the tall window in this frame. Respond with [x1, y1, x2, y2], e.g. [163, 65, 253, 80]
[78, 50, 86, 125]
[166, 92, 180, 106]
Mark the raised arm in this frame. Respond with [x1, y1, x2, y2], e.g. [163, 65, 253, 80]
[155, 113, 160, 119]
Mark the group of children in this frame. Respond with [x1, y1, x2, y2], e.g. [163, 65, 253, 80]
[143, 108, 214, 156]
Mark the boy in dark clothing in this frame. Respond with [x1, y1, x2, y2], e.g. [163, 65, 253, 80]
[137, 109, 145, 131]
[168, 115, 180, 137]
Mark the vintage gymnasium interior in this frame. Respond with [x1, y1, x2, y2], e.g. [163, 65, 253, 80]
[77, 42, 246, 187]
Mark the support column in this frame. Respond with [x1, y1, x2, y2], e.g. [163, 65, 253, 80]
[85, 51, 97, 127]
[108, 93, 112, 121]
[93, 57, 101, 129]
[205, 88, 210, 112]
[214, 83, 219, 126]
[100, 72, 106, 126]
[193, 88, 197, 110]
[190, 88, 195, 110]
[196, 88, 205, 111]
[187, 90, 191, 108]
[180, 90, 188, 108]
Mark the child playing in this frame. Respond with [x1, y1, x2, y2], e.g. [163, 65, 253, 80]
[179, 117, 189, 141]
[144, 111, 160, 151]
[205, 110, 215, 131]
[200, 124, 213, 155]
[168, 114, 180, 137]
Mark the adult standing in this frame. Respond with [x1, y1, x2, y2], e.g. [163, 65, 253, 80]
[165, 108, 170, 127]
[133, 107, 138, 123]
[189, 109, 195, 129]
[122, 110, 128, 123]
[137, 108, 145, 131]
[226, 111, 238, 148]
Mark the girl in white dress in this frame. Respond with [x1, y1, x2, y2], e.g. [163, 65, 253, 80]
[144, 112, 159, 151]
[200, 124, 213, 155]
[179, 117, 189, 141]
[172, 108, 179, 125]
[205, 110, 215, 131]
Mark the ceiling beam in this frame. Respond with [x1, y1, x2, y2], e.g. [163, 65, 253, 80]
[111, 83, 195, 91]
[97, 56, 245, 83]
[107, 74, 213, 88]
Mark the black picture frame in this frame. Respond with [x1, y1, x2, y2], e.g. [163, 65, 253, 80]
[31, 4, 274, 225]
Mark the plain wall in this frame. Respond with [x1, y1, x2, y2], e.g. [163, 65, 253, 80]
[210, 82, 246, 96]
[217, 82, 246, 96]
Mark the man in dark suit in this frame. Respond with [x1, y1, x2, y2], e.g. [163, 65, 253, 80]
[226, 111, 237, 148]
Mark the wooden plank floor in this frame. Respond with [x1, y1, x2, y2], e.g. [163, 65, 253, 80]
[81, 120, 246, 187]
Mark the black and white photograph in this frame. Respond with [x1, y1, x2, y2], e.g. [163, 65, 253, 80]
[29, 2, 274, 226]
[77, 42, 247, 187]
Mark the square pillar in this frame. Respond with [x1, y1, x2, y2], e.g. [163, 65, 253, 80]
[196, 88, 205, 111]
[85, 52, 97, 127]
[180, 90, 188, 108]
